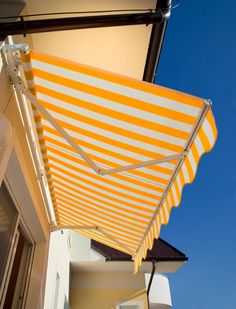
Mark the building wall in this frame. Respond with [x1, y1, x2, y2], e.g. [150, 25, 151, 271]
[70, 231, 91, 262]
[0, 42, 51, 308]
[15, 0, 156, 79]
[70, 272, 148, 309]
[44, 230, 71, 309]
[145, 274, 172, 308]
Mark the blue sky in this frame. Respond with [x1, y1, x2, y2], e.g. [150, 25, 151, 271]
[155, 0, 236, 308]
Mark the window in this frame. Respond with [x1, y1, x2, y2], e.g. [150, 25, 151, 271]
[0, 181, 34, 308]
[0, 182, 18, 286]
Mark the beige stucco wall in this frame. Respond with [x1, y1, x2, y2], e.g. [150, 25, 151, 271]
[70, 272, 148, 309]
[15, 0, 156, 79]
[71, 288, 148, 309]
[0, 59, 49, 235]
[0, 42, 50, 308]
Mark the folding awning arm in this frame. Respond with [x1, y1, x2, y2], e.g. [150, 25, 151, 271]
[13, 74, 101, 174]
[99, 153, 184, 175]
[50, 224, 135, 256]
[6, 54, 184, 176]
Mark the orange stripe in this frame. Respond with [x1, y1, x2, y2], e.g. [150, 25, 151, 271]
[24, 71, 34, 80]
[173, 181, 181, 202]
[57, 202, 144, 239]
[46, 143, 166, 193]
[169, 189, 176, 207]
[19, 56, 57, 221]
[33, 68, 190, 140]
[45, 127, 173, 178]
[165, 196, 171, 214]
[160, 206, 167, 224]
[59, 216, 137, 252]
[30, 50, 203, 108]
[48, 153, 159, 200]
[37, 84, 196, 126]
[74, 228, 135, 254]
[178, 168, 185, 187]
[58, 211, 140, 245]
[184, 156, 194, 183]
[52, 169, 156, 211]
[53, 176, 154, 215]
[40, 99, 184, 154]
[57, 194, 146, 229]
[191, 142, 200, 163]
[34, 115, 41, 123]
[50, 162, 156, 207]
[29, 88, 37, 96]
[43, 126, 171, 185]
[55, 189, 150, 224]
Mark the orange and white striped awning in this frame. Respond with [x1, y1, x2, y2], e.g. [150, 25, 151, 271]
[20, 50, 217, 272]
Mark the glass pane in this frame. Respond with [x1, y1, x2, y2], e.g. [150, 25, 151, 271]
[0, 182, 18, 284]
[3, 227, 32, 309]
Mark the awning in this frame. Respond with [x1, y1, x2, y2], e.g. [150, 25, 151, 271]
[17, 50, 217, 272]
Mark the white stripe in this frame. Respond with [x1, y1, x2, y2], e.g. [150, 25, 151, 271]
[46, 140, 172, 189]
[71, 227, 137, 251]
[55, 186, 150, 223]
[171, 183, 178, 205]
[176, 174, 182, 193]
[188, 150, 197, 175]
[35, 83, 193, 134]
[163, 202, 169, 222]
[51, 159, 160, 202]
[48, 150, 162, 197]
[59, 210, 141, 244]
[156, 216, 161, 232]
[181, 162, 190, 183]
[195, 135, 204, 156]
[202, 118, 215, 147]
[32, 59, 201, 117]
[78, 229, 137, 251]
[51, 167, 155, 208]
[166, 194, 172, 214]
[47, 145, 168, 191]
[159, 207, 164, 223]
[42, 104, 180, 156]
[36, 89, 187, 147]
[57, 194, 147, 228]
[43, 129, 174, 180]
[53, 178, 154, 216]
[45, 132, 175, 171]
[58, 199, 144, 236]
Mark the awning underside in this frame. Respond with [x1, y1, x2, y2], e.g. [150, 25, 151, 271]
[20, 50, 217, 272]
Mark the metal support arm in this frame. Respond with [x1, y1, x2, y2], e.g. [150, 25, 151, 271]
[50, 223, 134, 255]
[7, 61, 183, 176]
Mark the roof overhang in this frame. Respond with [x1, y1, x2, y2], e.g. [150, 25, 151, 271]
[71, 259, 187, 273]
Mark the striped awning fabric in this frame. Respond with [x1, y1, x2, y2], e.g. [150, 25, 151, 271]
[20, 50, 217, 272]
